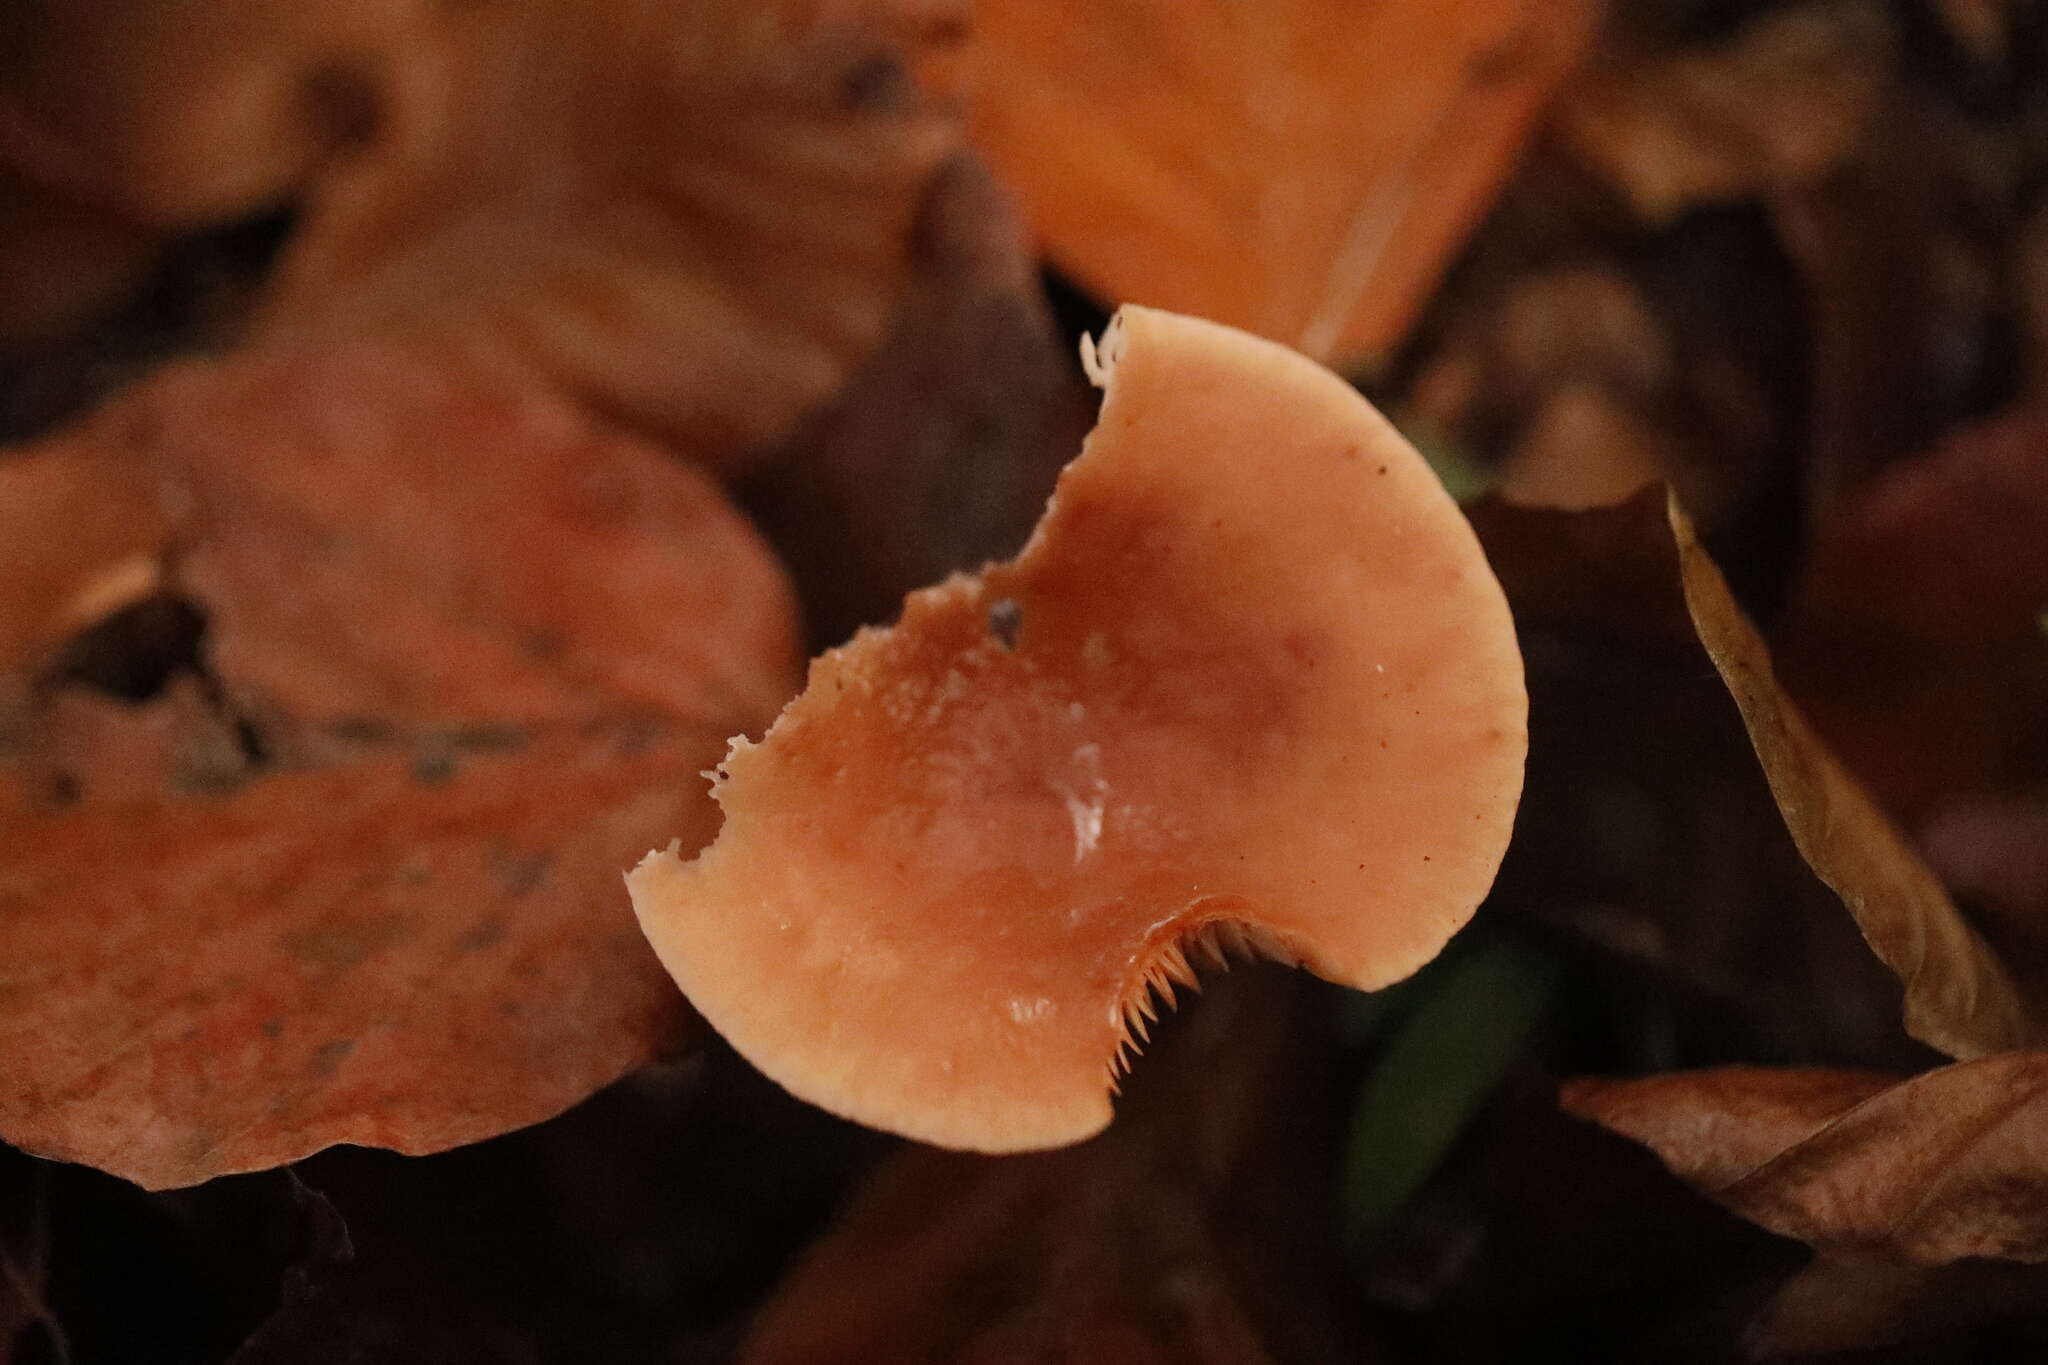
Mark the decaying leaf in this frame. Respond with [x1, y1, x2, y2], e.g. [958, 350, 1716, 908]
[0, 727, 720, 1193]
[1468, 492, 1965, 1064]
[1481, 488, 2041, 1059]
[258, 0, 964, 472]
[1565, 1053, 2048, 1265]
[0, 336, 799, 1189]
[738, 967, 1367, 1365]
[0, 439, 168, 677]
[1666, 493, 2043, 1059]
[960, 0, 1596, 364]
[128, 343, 795, 743]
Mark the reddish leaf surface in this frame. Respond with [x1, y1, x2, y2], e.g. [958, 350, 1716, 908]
[129, 343, 794, 741]
[0, 344, 799, 1191]
[1564, 1054, 2048, 1265]
[1, 727, 719, 1191]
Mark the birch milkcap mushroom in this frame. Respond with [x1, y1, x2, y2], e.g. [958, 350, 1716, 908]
[628, 305, 1526, 1151]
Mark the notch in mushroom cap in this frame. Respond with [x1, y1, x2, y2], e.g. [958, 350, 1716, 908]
[629, 306, 1526, 1152]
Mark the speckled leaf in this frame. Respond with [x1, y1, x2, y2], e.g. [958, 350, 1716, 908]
[0, 330, 799, 1194]
[0, 727, 722, 1190]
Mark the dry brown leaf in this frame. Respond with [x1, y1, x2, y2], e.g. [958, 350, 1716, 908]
[960, 0, 1595, 364]
[1670, 492, 2039, 1061]
[738, 968, 1368, 1365]
[258, 0, 964, 471]
[1472, 490, 2042, 1059]
[1667, 493, 2043, 1058]
[1558, 1, 1891, 223]
[0, 727, 714, 1191]
[1564, 1054, 2048, 1265]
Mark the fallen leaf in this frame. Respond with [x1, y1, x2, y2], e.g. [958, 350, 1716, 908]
[1399, 252, 1795, 539]
[259, 0, 965, 471]
[0, 726, 716, 1191]
[1564, 1053, 2048, 1265]
[960, 0, 1596, 364]
[139, 343, 796, 743]
[0, 438, 168, 677]
[1667, 492, 2044, 1058]
[0, 330, 798, 1194]
[1469, 490, 1988, 1063]
[738, 967, 1371, 1365]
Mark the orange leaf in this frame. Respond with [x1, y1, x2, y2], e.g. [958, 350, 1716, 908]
[960, 0, 1597, 363]
[0, 343, 798, 1188]
[0, 727, 715, 1190]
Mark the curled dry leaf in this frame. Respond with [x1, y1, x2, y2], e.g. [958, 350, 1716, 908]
[1468, 491, 1952, 1062]
[960, 0, 1596, 363]
[0, 340, 799, 1187]
[259, 0, 963, 472]
[1665, 492, 2045, 1058]
[739, 967, 1367, 1365]
[632, 306, 1526, 1151]
[1564, 1054, 2048, 1265]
